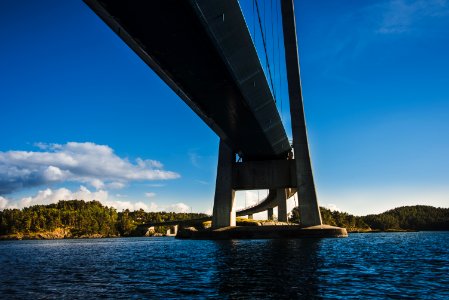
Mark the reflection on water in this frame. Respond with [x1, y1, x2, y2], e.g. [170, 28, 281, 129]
[1, 232, 448, 299]
[212, 239, 321, 298]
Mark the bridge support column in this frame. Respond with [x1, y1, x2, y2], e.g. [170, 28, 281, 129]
[248, 214, 253, 220]
[212, 140, 236, 228]
[282, 0, 322, 227]
[166, 225, 179, 236]
[267, 208, 274, 220]
[277, 189, 288, 222]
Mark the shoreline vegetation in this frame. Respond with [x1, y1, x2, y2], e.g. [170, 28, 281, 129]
[1, 200, 448, 240]
[290, 206, 449, 233]
[0, 200, 207, 241]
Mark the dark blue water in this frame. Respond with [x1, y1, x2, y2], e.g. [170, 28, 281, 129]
[1, 232, 448, 299]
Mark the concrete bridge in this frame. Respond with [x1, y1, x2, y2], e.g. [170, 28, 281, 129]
[84, 0, 324, 230]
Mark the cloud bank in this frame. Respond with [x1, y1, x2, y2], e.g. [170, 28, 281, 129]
[0, 186, 191, 213]
[0, 142, 180, 194]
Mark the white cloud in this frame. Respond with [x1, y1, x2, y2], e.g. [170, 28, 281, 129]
[33, 142, 54, 150]
[90, 179, 105, 189]
[98, 199, 148, 211]
[148, 202, 159, 211]
[6, 186, 109, 209]
[319, 186, 449, 216]
[0, 186, 154, 211]
[0, 186, 195, 215]
[307, 0, 449, 78]
[195, 180, 209, 185]
[42, 165, 68, 182]
[377, 0, 449, 34]
[147, 183, 166, 188]
[165, 203, 190, 213]
[188, 151, 201, 168]
[244, 191, 259, 208]
[322, 203, 341, 212]
[107, 181, 125, 189]
[145, 192, 156, 198]
[136, 158, 164, 169]
[0, 142, 180, 194]
[0, 196, 8, 210]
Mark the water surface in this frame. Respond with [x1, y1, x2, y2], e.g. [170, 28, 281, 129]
[1, 232, 448, 299]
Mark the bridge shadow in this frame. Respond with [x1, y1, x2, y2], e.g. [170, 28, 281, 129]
[210, 238, 322, 298]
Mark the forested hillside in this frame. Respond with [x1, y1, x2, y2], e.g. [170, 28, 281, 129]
[1, 200, 448, 239]
[363, 205, 449, 230]
[290, 205, 449, 231]
[0, 200, 207, 238]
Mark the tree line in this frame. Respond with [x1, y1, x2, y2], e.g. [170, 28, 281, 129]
[1, 200, 448, 237]
[0, 200, 207, 237]
[289, 205, 449, 231]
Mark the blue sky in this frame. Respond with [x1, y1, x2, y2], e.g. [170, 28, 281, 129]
[0, 0, 448, 216]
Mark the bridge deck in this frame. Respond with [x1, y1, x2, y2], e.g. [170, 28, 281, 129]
[236, 188, 296, 216]
[84, 0, 291, 160]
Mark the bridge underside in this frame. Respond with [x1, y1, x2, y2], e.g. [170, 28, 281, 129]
[85, 0, 325, 230]
[84, 0, 290, 161]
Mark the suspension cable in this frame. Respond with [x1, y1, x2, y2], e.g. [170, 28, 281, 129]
[262, 0, 267, 80]
[252, 0, 256, 44]
[276, 0, 283, 122]
[255, 0, 276, 102]
[271, 0, 276, 108]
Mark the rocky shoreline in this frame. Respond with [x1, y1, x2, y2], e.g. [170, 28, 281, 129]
[0, 227, 116, 241]
[0, 227, 423, 241]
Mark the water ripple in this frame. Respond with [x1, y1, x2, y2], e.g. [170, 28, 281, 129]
[1, 232, 448, 299]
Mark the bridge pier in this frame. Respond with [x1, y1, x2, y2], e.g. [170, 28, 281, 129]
[282, 0, 322, 226]
[277, 189, 288, 222]
[248, 214, 253, 220]
[166, 225, 179, 236]
[212, 140, 236, 228]
[267, 207, 274, 220]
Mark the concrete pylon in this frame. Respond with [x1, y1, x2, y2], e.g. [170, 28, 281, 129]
[281, 0, 322, 226]
[212, 140, 236, 228]
[277, 189, 288, 222]
[248, 214, 253, 219]
[267, 207, 274, 220]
